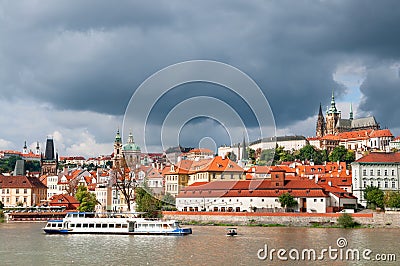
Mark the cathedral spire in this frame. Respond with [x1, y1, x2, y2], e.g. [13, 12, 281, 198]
[318, 102, 323, 116]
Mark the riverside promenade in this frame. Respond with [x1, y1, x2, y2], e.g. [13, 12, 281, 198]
[163, 211, 400, 227]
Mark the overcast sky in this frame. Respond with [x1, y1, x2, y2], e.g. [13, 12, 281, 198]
[0, 0, 399, 157]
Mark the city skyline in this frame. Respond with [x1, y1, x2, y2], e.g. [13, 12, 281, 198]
[1, 1, 400, 157]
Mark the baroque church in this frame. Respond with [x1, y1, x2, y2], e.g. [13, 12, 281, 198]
[316, 91, 380, 137]
[112, 129, 141, 169]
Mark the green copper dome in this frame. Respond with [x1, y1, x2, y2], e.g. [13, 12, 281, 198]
[122, 132, 141, 151]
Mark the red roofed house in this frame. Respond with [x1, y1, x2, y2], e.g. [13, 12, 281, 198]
[352, 152, 400, 207]
[162, 156, 244, 197]
[0, 175, 47, 207]
[49, 194, 79, 210]
[176, 168, 356, 213]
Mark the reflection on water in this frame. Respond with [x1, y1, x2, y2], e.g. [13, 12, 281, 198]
[0, 222, 399, 265]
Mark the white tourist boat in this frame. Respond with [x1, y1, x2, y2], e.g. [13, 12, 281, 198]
[43, 212, 192, 235]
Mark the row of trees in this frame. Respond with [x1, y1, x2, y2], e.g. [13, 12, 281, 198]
[364, 186, 400, 209]
[0, 156, 41, 173]
[256, 144, 355, 166]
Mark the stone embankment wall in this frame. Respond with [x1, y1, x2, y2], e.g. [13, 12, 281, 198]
[163, 211, 400, 227]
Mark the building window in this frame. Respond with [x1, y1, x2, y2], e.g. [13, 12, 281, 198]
[370, 170, 373, 176]
[377, 170, 381, 176]
[363, 169, 366, 176]
[384, 170, 388, 176]
[320, 199, 323, 202]
[16, 189, 19, 194]
[392, 182, 396, 189]
[363, 181, 367, 188]
[377, 181, 381, 188]
[24, 189, 27, 194]
[392, 170, 395, 176]
[385, 181, 388, 188]
[314, 199, 317, 202]
[261, 199, 264, 202]
[250, 199, 253, 202]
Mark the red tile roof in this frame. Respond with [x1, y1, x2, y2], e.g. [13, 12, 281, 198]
[369, 129, 393, 138]
[0, 175, 47, 189]
[356, 152, 400, 163]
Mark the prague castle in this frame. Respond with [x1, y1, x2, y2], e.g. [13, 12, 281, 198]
[316, 91, 380, 137]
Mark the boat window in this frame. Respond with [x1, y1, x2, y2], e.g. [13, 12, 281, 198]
[70, 224, 75, 228]
[51, 223, 56, 228]
[163, 224, 168, 229]
[58, 223, 62, 227]
[96, 224, 101, 228]
[109, 224, 115, 228]
[89, 224, 94, 228]
[122, 224, 128, 228]
[46, 224, 51, 228]
[116, 224, 121, 228]
[79, 213, 85, 218]
[83, 224, 88, 228]
[76, 223, 82, 228]
[102, 224, 107, 228]
[73, 214, 78, 218]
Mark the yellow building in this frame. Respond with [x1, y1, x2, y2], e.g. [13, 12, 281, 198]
[0, 175, 47, 207]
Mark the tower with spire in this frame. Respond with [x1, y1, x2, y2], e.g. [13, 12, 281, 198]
[324, 90, 341, 135]
[35, 141, 40, 155]
[315, 90, 379, 137]
[316, 103, 325, 137]
[112, 129, 123, 168]
[23, 141, 28, 154]
[40, 137, 58, 176]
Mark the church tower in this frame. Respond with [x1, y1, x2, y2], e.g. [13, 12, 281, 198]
[316, 103, 325, 137]
[40, 137, 58, 176]
[35, 141, 40, 155]
[23, 141, 28, 154]
[112, 129, 123, 168]
[325, 90, 341, 135]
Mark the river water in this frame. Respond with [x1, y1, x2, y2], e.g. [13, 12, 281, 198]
[0, 222, 399, 265]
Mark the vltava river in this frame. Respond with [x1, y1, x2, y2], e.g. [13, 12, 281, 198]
[0, 222, 399, 265]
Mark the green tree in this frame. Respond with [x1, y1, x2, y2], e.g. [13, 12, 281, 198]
[296, 145, 325, 164]
[25, 161, 41, 172]
[329, 145, 355, 164]
[248, 148, 256, 163]
[162, 192, 176, 205]
[135, 187, 162, 218]
[278, 193, 298, 211]
[259, 149, 275, 165]
[75, 185, 98, 212]
[337, 213, 358, 228]
[384, 191, 400, 208]
[364, 186, 384, 209]
[226, 152, 237, 162]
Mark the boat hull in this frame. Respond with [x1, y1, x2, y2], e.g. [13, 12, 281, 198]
[43, 228, 192, 235]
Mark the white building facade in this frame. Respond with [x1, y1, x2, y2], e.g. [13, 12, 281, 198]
[351, 153, 400, 207]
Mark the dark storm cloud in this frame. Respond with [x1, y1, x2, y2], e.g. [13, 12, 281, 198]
[1, 0, 400, 137]
[359, 64, 400, 129]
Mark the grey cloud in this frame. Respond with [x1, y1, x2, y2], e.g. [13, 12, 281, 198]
[359, 64, 400, 129]
[1, 0, 400, 152]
